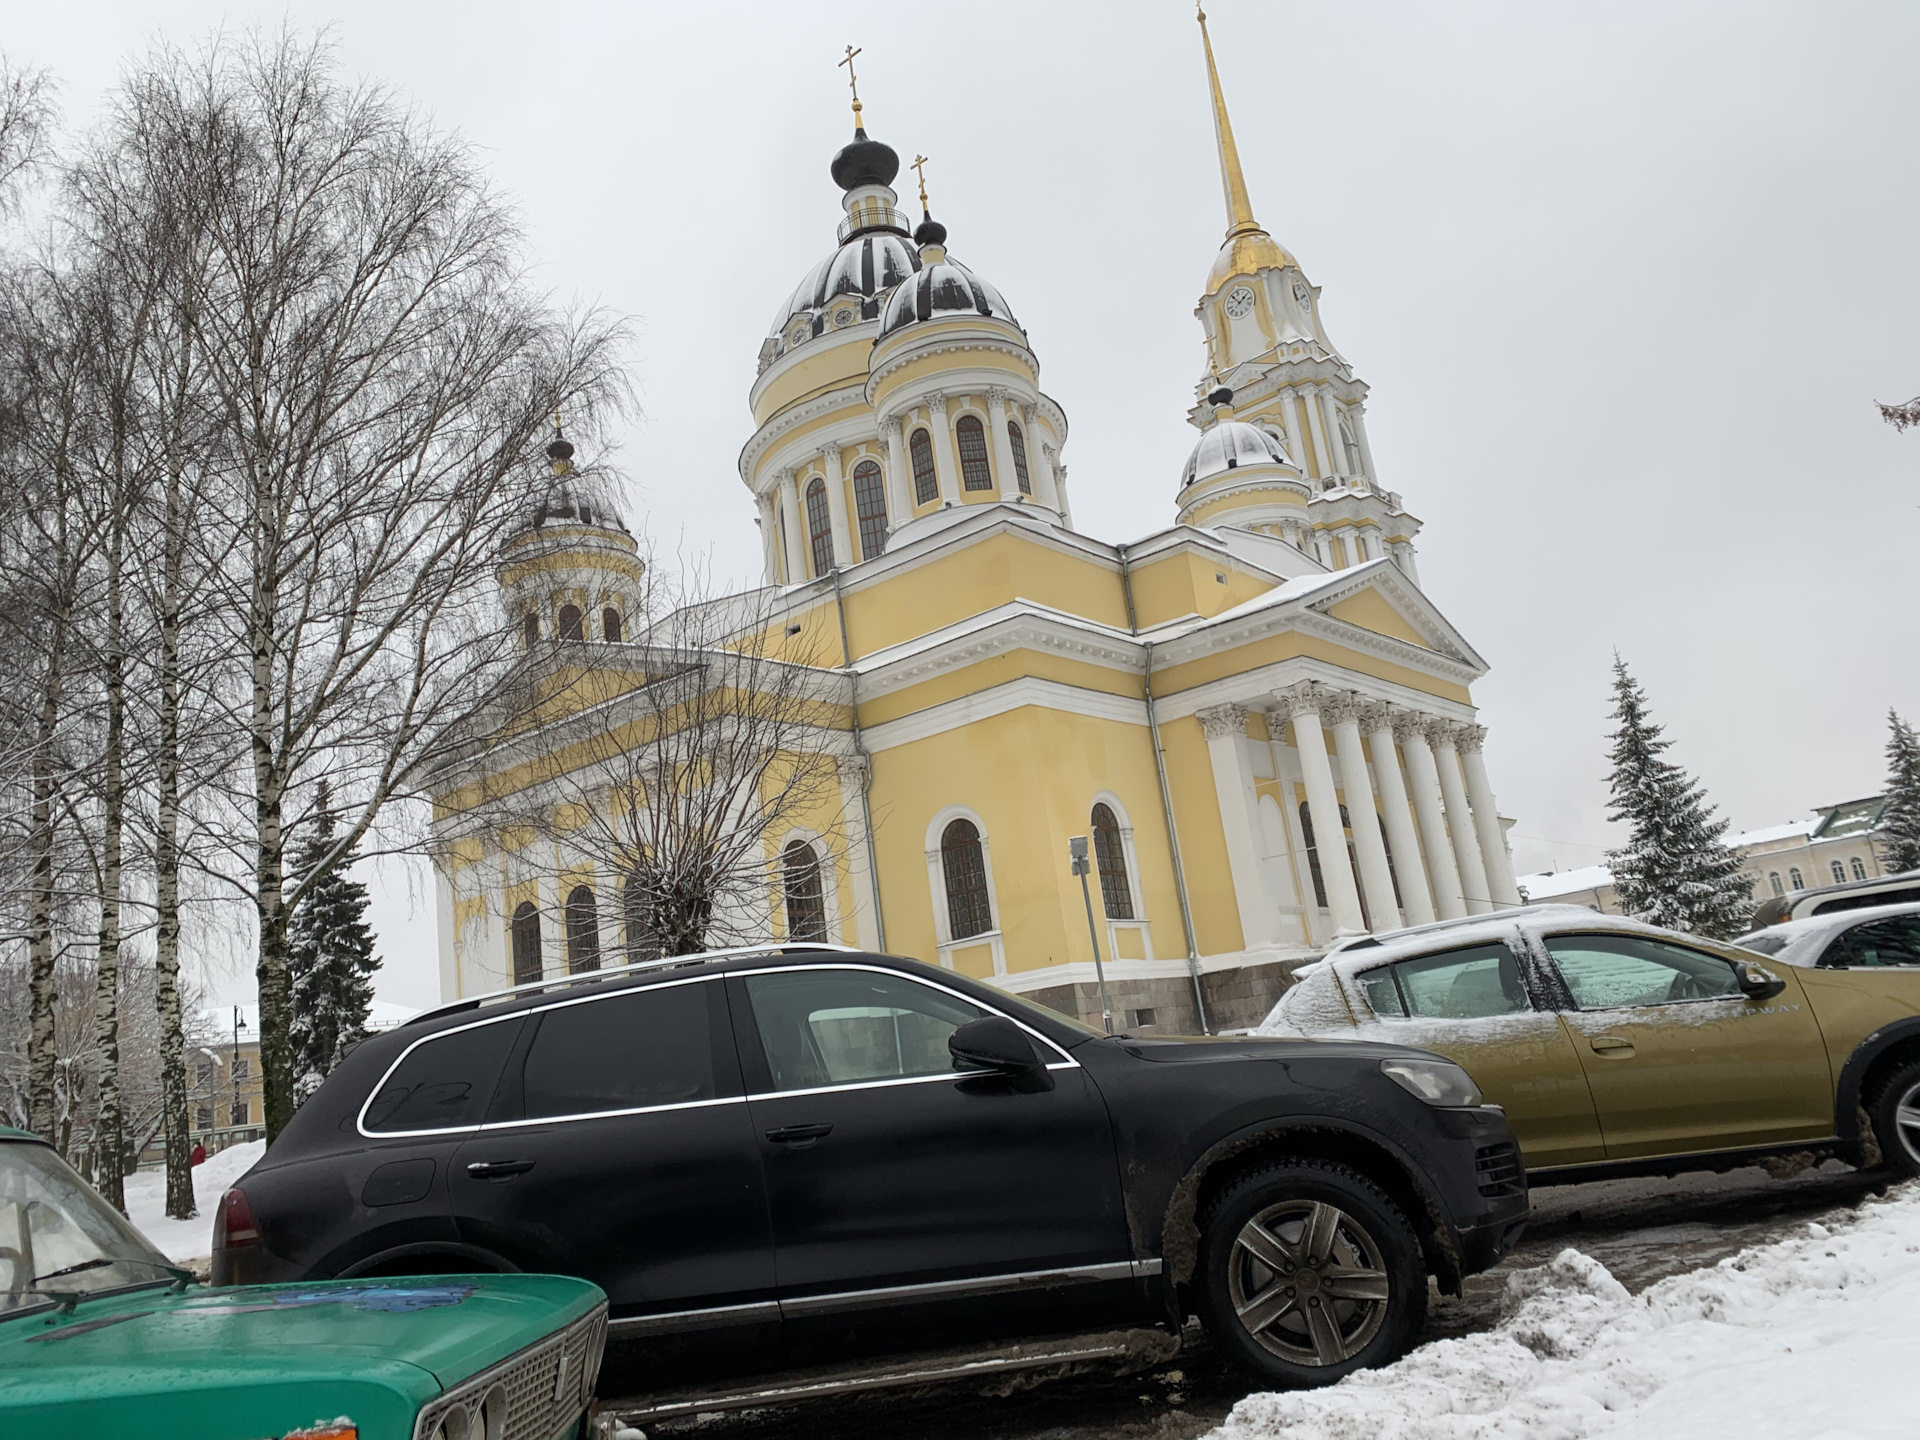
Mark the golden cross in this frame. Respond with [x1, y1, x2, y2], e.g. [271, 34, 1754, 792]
[911, 154, 930, 211]
[839, 45, 862, 109]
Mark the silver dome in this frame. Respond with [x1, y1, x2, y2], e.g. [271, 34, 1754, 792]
[878, 254, 1018, 338]
[1181, 420, 1292, 488]
[769, 231, 922, 348]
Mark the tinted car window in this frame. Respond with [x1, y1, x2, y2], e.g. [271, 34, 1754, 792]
[745, 968, 988, 1092]
[1821, 916, 1920, 969]
[522, 981, 722, 1119]
[364, 1018, 524, 1133]
[1546, 935, 1742, 1009]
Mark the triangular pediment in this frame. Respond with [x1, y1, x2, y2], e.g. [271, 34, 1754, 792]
[1302, 563, 1481, 668]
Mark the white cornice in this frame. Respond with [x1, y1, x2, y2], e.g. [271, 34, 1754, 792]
[861, 674, 1150, 754]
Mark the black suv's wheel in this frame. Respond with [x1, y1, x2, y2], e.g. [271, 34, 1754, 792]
[1195, 1159, 1426, 1388]
[1866, 1060, 1920, 1176]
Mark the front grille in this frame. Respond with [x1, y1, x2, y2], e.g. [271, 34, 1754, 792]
[413, 1304, 608, 1440]
[1474, 1142, 1524, 1199]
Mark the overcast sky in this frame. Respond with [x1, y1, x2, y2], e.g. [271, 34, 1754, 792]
[14, 1, 1918, 1014]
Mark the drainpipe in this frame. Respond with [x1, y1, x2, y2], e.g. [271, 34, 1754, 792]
[830, 566, 886, 952]
[1117, 543, 1210, 1034]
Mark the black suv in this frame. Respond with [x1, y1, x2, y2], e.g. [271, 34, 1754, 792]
[215, 947, 1526, 1390]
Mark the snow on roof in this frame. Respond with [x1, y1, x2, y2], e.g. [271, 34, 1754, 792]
[1516, 865, 1613, 900]
[1726, 819, 1816, 848]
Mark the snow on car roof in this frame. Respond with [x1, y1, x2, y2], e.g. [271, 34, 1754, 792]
[1317, 905, 1659, 977]
[1734, 901, 1920, 966]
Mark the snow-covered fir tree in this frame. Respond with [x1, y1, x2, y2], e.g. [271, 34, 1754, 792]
[1882, 710, 1920, 875]
[1602, 657, 1755, 938]
[287, 783, 381, 1103]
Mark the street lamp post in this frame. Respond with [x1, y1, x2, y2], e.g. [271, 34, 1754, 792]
[1069, 836, 1115, 1035]
[231, 1006, 248, 1147]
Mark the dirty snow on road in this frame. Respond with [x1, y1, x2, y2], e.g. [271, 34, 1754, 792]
[1209, 1179, 1920, 1440]
[122, 1140, 264, 1264]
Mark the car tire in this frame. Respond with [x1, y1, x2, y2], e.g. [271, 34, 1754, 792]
[1866, 1060, 1920, 1177]
[1195, 1158, 1426, 1389]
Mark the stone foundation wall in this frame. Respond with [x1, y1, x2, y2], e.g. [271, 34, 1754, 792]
[1023, 957, 1312, 1035]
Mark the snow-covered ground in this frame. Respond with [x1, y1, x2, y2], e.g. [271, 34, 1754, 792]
[122, 1140, 265, 1264]
[1208, 1180, 1920, 1440]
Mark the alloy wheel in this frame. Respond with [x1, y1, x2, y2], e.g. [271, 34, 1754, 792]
[1226, 1198, 1391, 1367]
[1895, 1078, 1920, 1167]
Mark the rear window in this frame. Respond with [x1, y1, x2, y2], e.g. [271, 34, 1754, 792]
[1355, 942, 1531, 1020]
[520, 982, 723, 1119]
[363, 1019, 524, 1134]
[1810, 886, 1920, 917]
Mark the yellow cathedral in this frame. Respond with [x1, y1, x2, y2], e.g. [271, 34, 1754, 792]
[429, 11, 1525, 1032]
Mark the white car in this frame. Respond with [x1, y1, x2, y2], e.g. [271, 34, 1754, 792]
[1735, 903, 1920, 970]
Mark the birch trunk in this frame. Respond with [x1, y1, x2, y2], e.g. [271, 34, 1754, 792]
[25, 609, 67, 1142]
[92, 517, 127, 1211]
[155, 463, 193, 1220]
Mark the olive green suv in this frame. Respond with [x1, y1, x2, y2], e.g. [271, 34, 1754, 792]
[1264, 905, 1920, 1182]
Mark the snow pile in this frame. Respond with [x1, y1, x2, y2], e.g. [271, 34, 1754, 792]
[122, 1140, 265, 1263]
[1209, 1184, 1920, 1440]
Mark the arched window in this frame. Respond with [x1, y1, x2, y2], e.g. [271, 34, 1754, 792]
[804, 477, 833, 577]
[623, 868, 662, 963]
[1339, 411, 1364, 474]
[522, 612, 539, 649]
[955, 414, 994, 491]
[852, 459, 888, 559]
[1852, 856, 1868, 881]
[782, 840, 828, 943]
[1789, 867, 1804, 890]
[1091, 803, 1133, 920]
[1299, 802, 1329, 910]
[909, 428, 938, 505]
[558, 604, 585, 641]
[564, 885, 600, 973]
[601, 608, 623, 642]
[941, 819, 993, 939]
[1831, 860, 1848, 884]
[510, 901, 542, 985]
[1769, 872, 1784, 897]
[1008, 421, 1033, 494]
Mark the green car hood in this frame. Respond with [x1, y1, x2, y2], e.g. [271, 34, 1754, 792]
[0, 1273, 604, 1440]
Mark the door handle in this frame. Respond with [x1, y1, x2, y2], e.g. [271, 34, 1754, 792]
[765, 1123, 834, 1147]
[465, 1160, 536, 1180]
[1588, 1036, 1636, 1058]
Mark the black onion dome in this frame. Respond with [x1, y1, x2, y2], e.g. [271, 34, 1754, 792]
[526, 475, 631, 535]
[830, 127, 899, 191]
[545, 435, 575, 465]
[879, 253, 1018, 338]
[769, 230, 922, 344]
[912, 213, 947, 247]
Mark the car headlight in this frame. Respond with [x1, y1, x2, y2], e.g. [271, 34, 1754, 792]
[1381, 1057, 1483, 1108]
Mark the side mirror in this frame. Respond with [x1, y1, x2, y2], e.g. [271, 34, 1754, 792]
[949, 1017, 1053, 1091]
[1735, 962, 1786, 1001]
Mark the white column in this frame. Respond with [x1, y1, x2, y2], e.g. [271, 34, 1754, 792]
[879, 418, 914, 528]
[1278, 387, 1313, 477]
[1050, 452, 1073, 526]
[1324, 694, 1400, 932]
[777, 469, 807, 584]
[927, 391, 962, 506]
[1279, 686, 1366, 935]
[1398, 715, 1466, 919]
[1365, 706, 1436, 926]
[1321, 391, 1349, 478]
[1025, 405, 1062, 512]
[838, 757, 881, 949]
[1197, 704, 1280, 948]
[1459, 725, 1523, 906]
[987, 388, 1023, 502]
[1351, 402, 1379, 483]
[1430, 721, 1493, 915]
[1303, 386, 1336, 482]
[819, 445, 851, 569]
[756, 495, 779, 585]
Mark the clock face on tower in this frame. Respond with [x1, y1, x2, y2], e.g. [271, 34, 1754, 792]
[1224, 285, 1256, 319]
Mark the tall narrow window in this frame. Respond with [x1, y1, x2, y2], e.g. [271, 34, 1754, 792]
[1769, 872, 1784, 897]
[1091, 803, 1134, 920]
[1852, 856, 1868, 881]
[558, 604, 585, 641]
[852, 459, 888, 559]
[1299, 802, 1329, 909]
[1832, 860, 1848, 884]
[522, 612, 539, 649]
[783, 840, 828, 943]
[564, 886, 601, 973]
[805, 476, 833, 577]
[955, 414, 994, 491]
[601, 608, 623, 642]
[511, 901, 543, 985]
[1339, 412, 1364, 474]
[909, 428, 938, 504]
[1789, 867, 1804, 889]
[941, 819, 993, 939]
[1008, 421, 1033, 494]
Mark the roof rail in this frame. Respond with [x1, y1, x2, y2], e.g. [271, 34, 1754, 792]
[1321, 903, 1594, 957]
[403, 942, 863, 1028]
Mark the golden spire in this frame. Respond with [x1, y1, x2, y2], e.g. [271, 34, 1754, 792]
[840, 44, 865, 130]
[911, 153, 931, 213]
[1196, 4, 1261, 242]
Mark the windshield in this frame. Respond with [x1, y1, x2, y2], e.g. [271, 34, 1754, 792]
[2, 1139, 178, 1318]
[1734, 932, 1791, 957]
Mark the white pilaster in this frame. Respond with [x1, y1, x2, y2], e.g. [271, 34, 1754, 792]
[777, 469, 807, 584]
[1279, 387, 1313, 479]
[927, 392, 963, 507]
[879, 418, 914, 529]
[837, 757, 882, 949]
[1025, 406, 1061, 512]
[1430, 721, 1493, 915]
[1398, 715, 1466, 919]
[1278, 686, 1366, 935]
[1303, 386, 1336, 481]
[820, 445, 852, 569]
[987, 388, 1023, 502]
[1197, 703, 1280, 948]
[1324, 694, 1400, 932]
[1364, 706, 1436, 926]
[1320, 391, 1349, 477]
[757, 495, 778, 586]
[1351, 402, 1379, 483]
[1459, 726, 1523, 906]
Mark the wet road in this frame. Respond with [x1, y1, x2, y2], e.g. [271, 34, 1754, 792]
[641, 1161, 1892, 1440]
